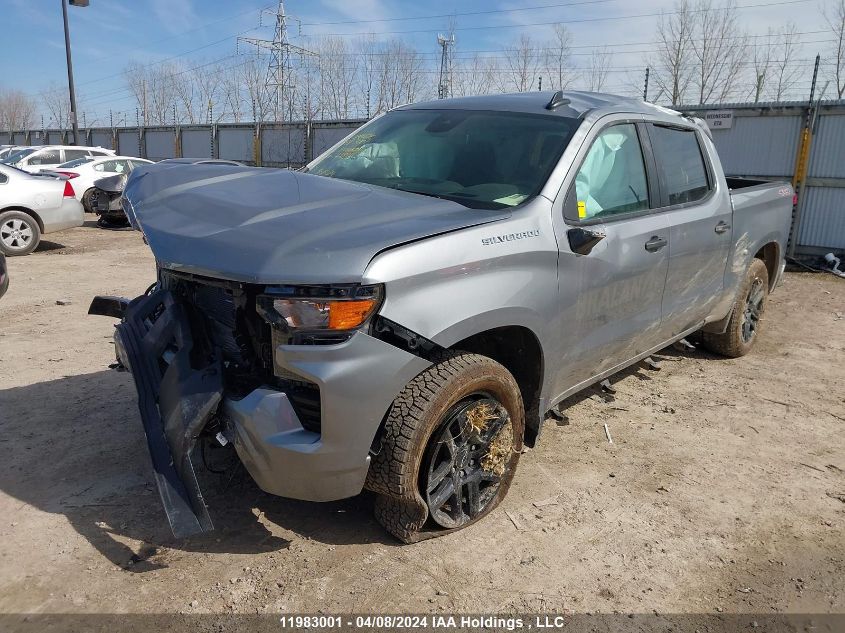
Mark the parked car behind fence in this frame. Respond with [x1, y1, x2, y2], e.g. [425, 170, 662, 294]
[1, 145, 115, 174]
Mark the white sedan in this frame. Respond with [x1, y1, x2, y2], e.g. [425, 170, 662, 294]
[0, 164, 84, 256]
[45, 156, 152, 213]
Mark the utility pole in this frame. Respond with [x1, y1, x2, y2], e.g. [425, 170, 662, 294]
[437, 33, 455, 99]
[62, 0, 89, 145]
[142, 79, 147, 127]
[538, 76, 542, 91]
[239, 1, 314, 123]
[643, 67, 650, 102]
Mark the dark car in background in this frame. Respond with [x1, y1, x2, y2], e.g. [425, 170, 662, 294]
[0, 252, 9, 299]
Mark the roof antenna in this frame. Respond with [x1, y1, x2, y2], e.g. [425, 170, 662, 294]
[545, 90, 570, 110]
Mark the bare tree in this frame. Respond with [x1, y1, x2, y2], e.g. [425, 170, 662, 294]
[0, 88, 37, 131]
[749, 29, 774, 102]
[194, 62, 226, 123]
[317, 36, 359, 119]
[585, 47, 613, 92]
[453, 54, 500, 97]
[689, 0, 748, 104]
[503, 34, 541, 92]
[40, 83, 71, 129]
[239, 54, 272, 123]
[824, 0, 845, 98]
[543, 24, 575, 90]
[768, 23, 802, 101]
[650, 0, 695, 104]
[376, 40, 425, 111]
[172, 62, 197, 124]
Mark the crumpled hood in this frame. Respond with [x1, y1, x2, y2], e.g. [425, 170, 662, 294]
[94, 172, 128, 194]
[124, 163, 507, 284]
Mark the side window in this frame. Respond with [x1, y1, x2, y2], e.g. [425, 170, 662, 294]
[64, 149, 90, 162]
[98, 160, 118, 172]
[89, 149, 109, 157]
[113, 160, 129, 174]
[28, 149, 60, 165]
[93, 162, 106, 172]
[570, 123, 649, 220]
[649, 125, 710, 206]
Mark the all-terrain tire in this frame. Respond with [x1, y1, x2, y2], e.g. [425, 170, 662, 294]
[0, 210, 41, 256]
[701, 258, 769, 358]
[367, 351, 524, 543]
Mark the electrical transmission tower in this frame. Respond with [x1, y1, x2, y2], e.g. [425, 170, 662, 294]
[437, 33, 455, 99]
[238, 1, 313, 122]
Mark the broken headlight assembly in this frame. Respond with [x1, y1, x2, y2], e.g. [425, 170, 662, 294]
[256, 284, 383, 345]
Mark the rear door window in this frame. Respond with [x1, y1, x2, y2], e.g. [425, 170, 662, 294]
[648, 125, 710, 206]
[64, 149, 90, 162]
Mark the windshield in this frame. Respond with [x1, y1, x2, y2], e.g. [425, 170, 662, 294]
[58, 157, 93, 168]
[308, 109, 578, 209]
[1, 148, 35, 164]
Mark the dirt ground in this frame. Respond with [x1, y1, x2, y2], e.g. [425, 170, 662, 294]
[0, 220, 843, 621]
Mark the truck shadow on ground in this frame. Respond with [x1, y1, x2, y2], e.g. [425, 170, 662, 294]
[0, 344, 724, 573]
[0, 370, 394, 574]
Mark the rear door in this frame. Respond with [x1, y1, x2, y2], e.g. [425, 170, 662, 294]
[552, 119, 670, 393]
[644, 122, 732, 337]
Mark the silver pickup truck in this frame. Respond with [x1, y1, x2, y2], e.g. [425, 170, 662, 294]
[91, 91, 793, 543]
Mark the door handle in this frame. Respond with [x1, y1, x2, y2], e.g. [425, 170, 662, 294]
[715, 221, 731, 234]
[644, 236, 667, 252]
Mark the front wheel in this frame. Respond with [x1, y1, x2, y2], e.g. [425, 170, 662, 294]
[82, 188, 97, 214]
[701, 258, 769, 358]
[367, 352, 524, 543]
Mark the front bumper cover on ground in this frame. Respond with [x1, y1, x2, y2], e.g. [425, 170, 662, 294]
[91, 289, 222, 539]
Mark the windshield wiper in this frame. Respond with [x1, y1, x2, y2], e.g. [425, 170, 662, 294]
[392, 184, 492, 208]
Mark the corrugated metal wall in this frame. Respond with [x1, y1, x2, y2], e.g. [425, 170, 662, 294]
[144, 129, 175, 161]
[181, 128, 213, 159]
[682, 101, 845, 253]
[708, 114, 802, 178]
[796, 187, 845, 250]
[218, 127, 254, 162]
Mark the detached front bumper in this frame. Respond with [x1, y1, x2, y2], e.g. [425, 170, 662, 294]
[91, 289, 430, 538]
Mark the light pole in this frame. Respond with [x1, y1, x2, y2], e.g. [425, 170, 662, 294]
[61, 0, 88, 145]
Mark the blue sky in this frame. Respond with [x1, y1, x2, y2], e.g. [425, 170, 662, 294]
[1, 0, 834, 124]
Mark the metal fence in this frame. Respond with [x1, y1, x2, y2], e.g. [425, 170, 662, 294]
[4, 102, 845, 256]
[680, 100, 845, 256]
[0, 119, 366, 169]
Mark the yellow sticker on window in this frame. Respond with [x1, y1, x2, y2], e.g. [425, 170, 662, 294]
[577, 200, 587, 218]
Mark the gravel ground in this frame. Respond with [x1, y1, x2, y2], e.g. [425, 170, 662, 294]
[0, 221, 843, 623]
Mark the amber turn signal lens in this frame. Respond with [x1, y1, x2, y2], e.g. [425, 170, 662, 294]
[328, 299, 377, 330]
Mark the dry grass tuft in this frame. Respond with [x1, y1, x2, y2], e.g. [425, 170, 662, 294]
[481, 422, 514, 477]
[465, 402, 499, 434]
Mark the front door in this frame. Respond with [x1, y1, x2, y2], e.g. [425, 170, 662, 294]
[553, 121, 670, 395]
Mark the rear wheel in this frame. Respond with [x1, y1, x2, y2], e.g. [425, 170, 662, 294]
[0, 210, 41, 256]
[367, 352, 524, 543]
[701, 258, 769, 357]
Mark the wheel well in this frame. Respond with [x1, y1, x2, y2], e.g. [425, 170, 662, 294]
[451, 326, 544, 448]
[754, 242, 779, 290]
[0, 207, 44, 233]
